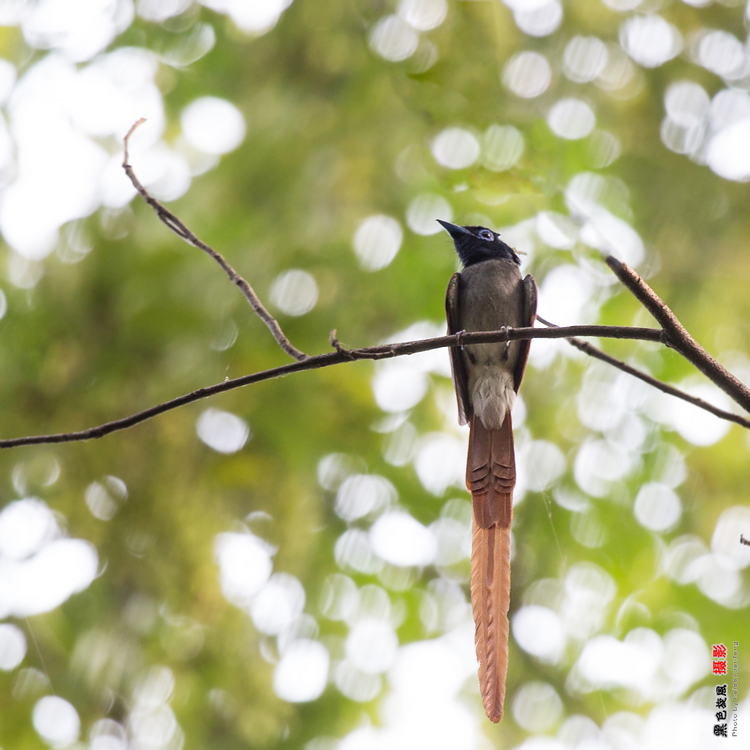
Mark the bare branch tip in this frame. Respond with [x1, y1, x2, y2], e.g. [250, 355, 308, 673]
[123, 118, 147, 167]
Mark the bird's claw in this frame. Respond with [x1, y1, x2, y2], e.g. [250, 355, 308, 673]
[501, 326, 510, 350]
[456, 329, 467, 351]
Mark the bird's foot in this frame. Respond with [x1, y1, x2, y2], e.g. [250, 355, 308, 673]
[501, 326, 510, 351]
[456, 329, 467, 351]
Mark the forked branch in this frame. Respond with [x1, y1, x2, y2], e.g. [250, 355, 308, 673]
[537, 317, 750, 430]
[606, 256, 750, 412]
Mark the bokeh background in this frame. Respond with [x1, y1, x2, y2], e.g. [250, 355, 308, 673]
[0, 0, 749, 748]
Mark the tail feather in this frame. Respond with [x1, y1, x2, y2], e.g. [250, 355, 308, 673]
[467, 414, 514, 528]
[467, 414, 515, 723]
[471, 519, 511, 723]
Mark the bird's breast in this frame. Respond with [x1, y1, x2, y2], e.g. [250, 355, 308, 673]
[459, 259, 525, 344]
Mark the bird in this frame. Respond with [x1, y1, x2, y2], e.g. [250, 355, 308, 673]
[439, 220, 537, 723]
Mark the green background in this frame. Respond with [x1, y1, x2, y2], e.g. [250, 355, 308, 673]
[0, 1, 748, 748]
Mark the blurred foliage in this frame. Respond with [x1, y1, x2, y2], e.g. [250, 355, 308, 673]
[0, 1, 749, 748]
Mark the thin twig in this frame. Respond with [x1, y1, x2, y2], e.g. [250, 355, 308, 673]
[536, 316, 750, 430]
[122, 119, 307, 362]
[1, 323, 743, 449]
[330, 329, 355, 360]
[606, 256, 750, 413]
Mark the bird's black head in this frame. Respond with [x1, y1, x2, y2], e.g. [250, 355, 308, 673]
[437, 220, 521, 268]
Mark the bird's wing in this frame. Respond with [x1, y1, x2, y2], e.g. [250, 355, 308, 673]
[445, 272, 472, 425]
[512, 273, 538, 394]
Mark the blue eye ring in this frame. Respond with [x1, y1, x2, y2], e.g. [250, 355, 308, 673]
[478, 229, 494, 241]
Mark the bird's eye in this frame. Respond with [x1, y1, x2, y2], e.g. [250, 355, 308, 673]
[478, 229, 494, 241]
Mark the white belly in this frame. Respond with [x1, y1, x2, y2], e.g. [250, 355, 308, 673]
[470, 367, 516, 430]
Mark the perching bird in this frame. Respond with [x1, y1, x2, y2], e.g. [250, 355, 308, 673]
[439, 220, 537, 723]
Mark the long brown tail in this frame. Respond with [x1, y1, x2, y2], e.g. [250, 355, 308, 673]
[467, 413, 514, 723]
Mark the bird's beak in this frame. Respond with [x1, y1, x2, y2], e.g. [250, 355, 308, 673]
[436, 219, 470, 239]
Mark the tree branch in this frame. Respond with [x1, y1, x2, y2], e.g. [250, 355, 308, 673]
[122, 119, 307, 362]
[606, 256, 750, 413]
[536, 316, 750, 430]
[3, 138, 747, 449]
[1, 323, 745, 449]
